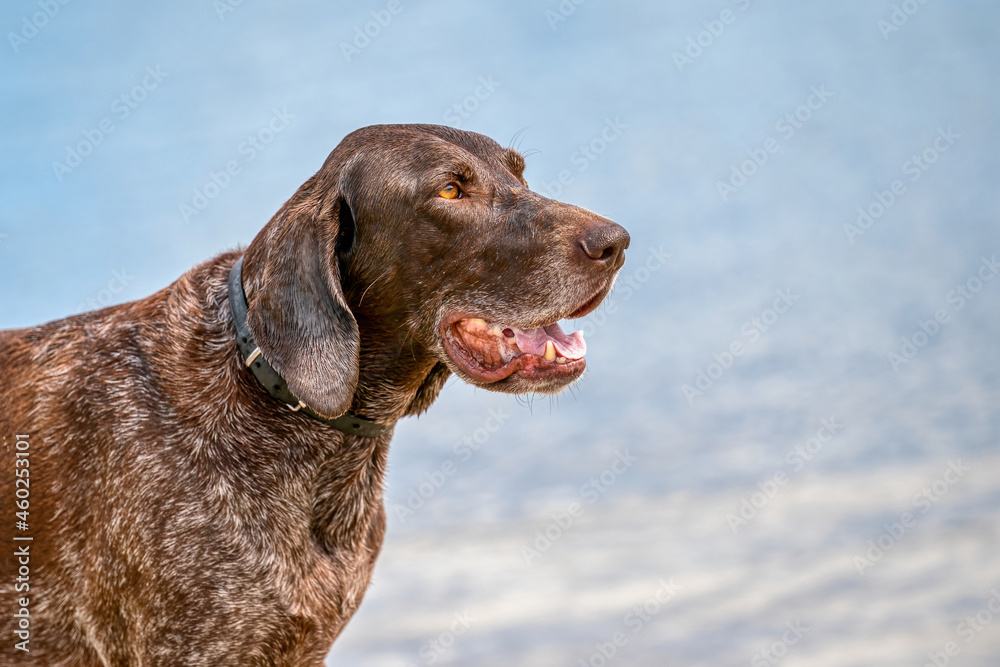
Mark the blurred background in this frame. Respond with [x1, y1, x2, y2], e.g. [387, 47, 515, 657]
[2, 1, 999, 665]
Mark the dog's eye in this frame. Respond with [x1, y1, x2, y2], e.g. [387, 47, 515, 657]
[438, 184, 462, 200]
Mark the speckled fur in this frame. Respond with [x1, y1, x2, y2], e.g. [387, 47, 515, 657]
[0, 124, 627, 665]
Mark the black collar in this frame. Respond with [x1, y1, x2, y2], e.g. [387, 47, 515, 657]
[227, 257, 390, 438]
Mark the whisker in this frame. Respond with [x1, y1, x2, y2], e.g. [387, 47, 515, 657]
[359, 268, 391, 308]
[508, 127, 528, 151]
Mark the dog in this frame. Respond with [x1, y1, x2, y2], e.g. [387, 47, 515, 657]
[0, 124, 629, 665]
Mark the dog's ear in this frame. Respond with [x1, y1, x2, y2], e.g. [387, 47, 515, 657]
[243, 184, 360, 419]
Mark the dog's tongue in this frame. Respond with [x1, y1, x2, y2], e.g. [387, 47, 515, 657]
[512, 323, 587, 360]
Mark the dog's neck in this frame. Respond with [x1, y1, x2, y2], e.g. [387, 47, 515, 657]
[348, 314, 450, 424]
[219, 253, 435, 557]
[236, 257, 448, 430]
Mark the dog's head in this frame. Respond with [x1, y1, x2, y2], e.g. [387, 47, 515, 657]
[243, 124, 629, 419]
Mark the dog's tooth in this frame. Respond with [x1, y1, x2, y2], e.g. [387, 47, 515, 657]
[467, 318, 487, 329]
[556, 356, 567, 364]
[543, 341, 557, 361]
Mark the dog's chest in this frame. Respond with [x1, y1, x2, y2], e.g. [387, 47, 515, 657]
[256, 505, 385, 655]
[258, 453, 390, 638]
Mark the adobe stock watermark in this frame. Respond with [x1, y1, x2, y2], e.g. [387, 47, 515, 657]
[179, 107, 295, 223]
[544, 0, 587, 30]
[539, 117, 627, 199]
[878, 0, 931, 40]
[521, 449, 638, 565]
[441, 76, 501, 127]
[672, 0, 753, 73]
[887, 255, 998, 372]
[852, 459, 969, 575]
[577, 579, 682, 667]
[579, 246, 671, 338]
[340, 0, 404, 62]
[11, 433, 33, 652]
[843, 126, 959, 244]
[391, 408, 511, 524]
[51, 66, 169, 182]
[75, 269, 135, 313]
[726, 417, 844, 534]
[682, 287, 799, 404]
[7, 0, 72, 53]
[717, 85, 834, 202]
[923, 586, 1000, 667]
[213, 0, 244, 20]
[750, 621, 810, 667]
[405, 610, 476, 667]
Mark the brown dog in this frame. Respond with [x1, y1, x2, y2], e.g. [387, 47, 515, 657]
[0, 124, 628, 665]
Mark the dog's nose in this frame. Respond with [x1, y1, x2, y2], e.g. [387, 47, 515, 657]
[579, 221, 630, 267]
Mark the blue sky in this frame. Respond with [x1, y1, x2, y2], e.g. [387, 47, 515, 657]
[2, 1, 999, 665]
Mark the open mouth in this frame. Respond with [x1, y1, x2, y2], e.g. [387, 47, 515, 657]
[443, 316, 588, 384]
[441, 284, 611, 386]
[440, 282, 613, 387]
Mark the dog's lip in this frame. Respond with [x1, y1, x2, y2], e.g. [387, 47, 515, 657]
[566, 283, 612, 320]
[443, 332, 586, 384]
[439, 314, 587, 384]
[437, 283, 613, 384]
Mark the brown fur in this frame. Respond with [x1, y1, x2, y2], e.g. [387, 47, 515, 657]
[0, 124, 628, 666]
